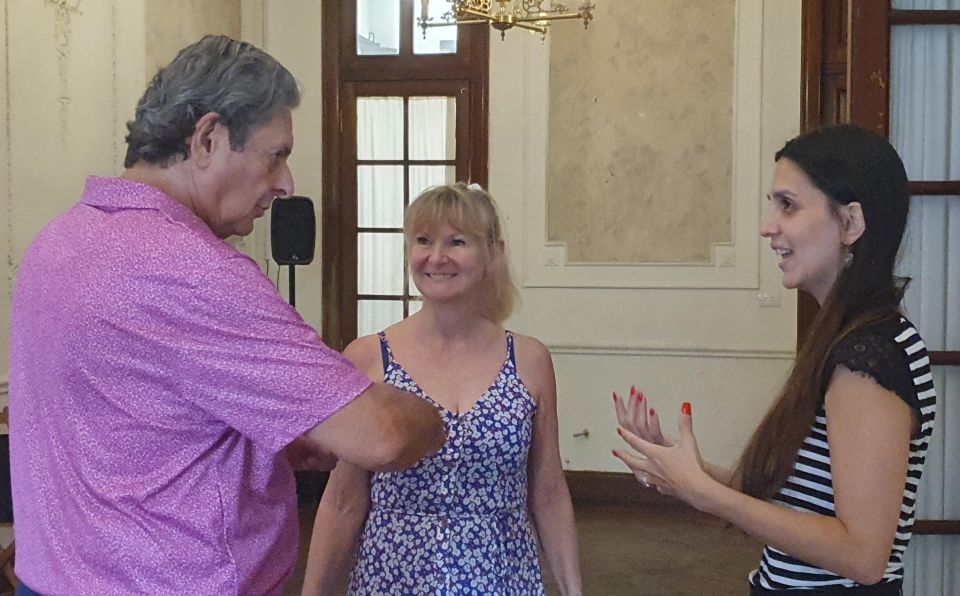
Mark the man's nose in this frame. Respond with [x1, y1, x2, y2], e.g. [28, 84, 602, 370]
[274, 162, 294, 198]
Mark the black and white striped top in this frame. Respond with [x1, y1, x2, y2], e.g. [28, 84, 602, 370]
[749, 316, 937, 590]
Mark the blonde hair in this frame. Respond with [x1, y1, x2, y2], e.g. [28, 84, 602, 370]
[404, 183, 519, 323]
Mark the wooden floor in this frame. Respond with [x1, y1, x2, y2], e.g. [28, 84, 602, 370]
[287, 503, 763, 595]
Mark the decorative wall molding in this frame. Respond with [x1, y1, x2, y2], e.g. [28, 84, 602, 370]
[549, 343, 794, 361]
[518, 0, 765, 289]
[110, 0, 118, 167]
[3, 0, 11, 298]
[46, 0, 82, 140]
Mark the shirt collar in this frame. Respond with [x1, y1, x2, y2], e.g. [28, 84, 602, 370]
[81, 175, 213, 236]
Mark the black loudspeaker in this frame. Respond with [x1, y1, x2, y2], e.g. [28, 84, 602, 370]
[271, 196, 316, 265]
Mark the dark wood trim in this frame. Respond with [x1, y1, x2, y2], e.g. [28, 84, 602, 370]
[890, 9, 960, 25]
[567, 471, 959, 535]
[847, 0, 891, 137]
[930, 351, 960, 366]
[798, 1, 850, 345]
[357, 227, 404, 233]
[357, 294, 407, 301]
[909, 181, 960, 196]
[322, 0, 489, 349]
[801, 0, 824, 132]
[797, 292, 820, 352]
[565, 471, 687, 510]
[913, 520, 960, 535]
[321, 0, 346, 351]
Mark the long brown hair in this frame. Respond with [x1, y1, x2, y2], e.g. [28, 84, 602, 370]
[734, 125, 911, 500]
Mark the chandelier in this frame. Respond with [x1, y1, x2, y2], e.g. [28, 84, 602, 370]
[418, 0, 595, 41]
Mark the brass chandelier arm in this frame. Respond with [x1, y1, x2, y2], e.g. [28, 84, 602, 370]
[510, 20, 548, 34]
[513, 13, 585, 23]
[418, 0, 594, 39]
[418, 18, 489, 28]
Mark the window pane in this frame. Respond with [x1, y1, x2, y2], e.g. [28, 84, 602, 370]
[892, 0, 960, 8]
[358, 300, 403, 336]
[358, 232, 405, 295]
[409, 165, 456, 200]
[890, 25, 960, 180]
[409, 271, 422, 297]
[358, 97, 403, 160]
[409, 97, 456, 160]
[896, 196, 960, 351]
[413, 0, 458, 55]
[359, 165, 404, 228]
[357, 0, 400, 55]
[408, 298, 423, 316]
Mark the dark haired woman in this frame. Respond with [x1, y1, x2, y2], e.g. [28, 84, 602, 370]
[613, 125, 936, 595]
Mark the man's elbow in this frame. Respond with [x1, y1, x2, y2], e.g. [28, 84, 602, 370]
[366, 407, 445, 472]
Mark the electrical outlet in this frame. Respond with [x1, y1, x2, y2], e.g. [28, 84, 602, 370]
[757, 293, 781, 307]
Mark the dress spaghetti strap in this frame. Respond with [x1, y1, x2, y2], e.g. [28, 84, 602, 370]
[377, 332, 391, 379]
[506, 330, 517, 368]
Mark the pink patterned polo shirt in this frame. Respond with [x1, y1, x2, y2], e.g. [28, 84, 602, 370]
[9, 176, 371, 594]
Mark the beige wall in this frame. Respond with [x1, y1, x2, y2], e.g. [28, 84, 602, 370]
[145, 0, 241, 77]
[483, 2, 801, 471]
[251, 0, 326, 333]
[547, 0, 735, 264]
[0, 0, 242, 398]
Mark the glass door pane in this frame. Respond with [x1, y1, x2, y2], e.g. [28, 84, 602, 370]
[409, 97, 457, 160]
[356, 92, 459, 335]
[414, 0, 458, 54]
[358, 97, 404, 159]
[357, 0, 401, 55]
[359, 165, 405, 228]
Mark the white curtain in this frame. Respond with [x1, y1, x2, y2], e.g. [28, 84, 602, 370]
[355, 96, 455, 336]
[889, 19, 960, 596]
[893, 0, 960, 9]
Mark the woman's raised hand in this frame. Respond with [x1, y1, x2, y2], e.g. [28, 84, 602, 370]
[613, 402, 713, 508]
[612, 386, 672, 447]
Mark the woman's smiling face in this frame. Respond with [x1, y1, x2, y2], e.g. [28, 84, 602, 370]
[760, 158, 848, 304]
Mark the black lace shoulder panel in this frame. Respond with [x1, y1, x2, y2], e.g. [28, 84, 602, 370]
[823, 323, 920, 412]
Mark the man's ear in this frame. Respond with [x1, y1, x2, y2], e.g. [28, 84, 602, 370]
[188, 112, 224, 168]
[841, 201, 865, 246]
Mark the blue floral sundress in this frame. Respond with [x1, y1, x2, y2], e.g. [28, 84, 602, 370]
[347, 331, 545, 595]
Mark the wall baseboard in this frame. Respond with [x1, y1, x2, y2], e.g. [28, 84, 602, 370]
[565, 470, 685, 510]
[566, 471, 958, 536]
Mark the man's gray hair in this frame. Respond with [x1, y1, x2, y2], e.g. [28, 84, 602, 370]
[124, 35, 300, 168]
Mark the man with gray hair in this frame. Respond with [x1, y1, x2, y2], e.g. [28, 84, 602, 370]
[9, 35, 444, 595]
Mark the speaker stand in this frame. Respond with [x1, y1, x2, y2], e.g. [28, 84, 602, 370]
[287, 264, 296, 307]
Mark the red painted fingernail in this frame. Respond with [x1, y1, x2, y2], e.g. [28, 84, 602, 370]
[682, 402, 692, 415]
[649, 408, 656, 417]
[611, 449, 619, 458]
[612, 392, 618, 402]
[630, 385, 637, 395]
[636, 393, 643, 403]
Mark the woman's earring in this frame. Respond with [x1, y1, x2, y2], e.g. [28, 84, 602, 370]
[843, 247, 854, 269]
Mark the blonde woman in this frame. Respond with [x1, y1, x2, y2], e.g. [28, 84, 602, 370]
[303, 183, 582, 595]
